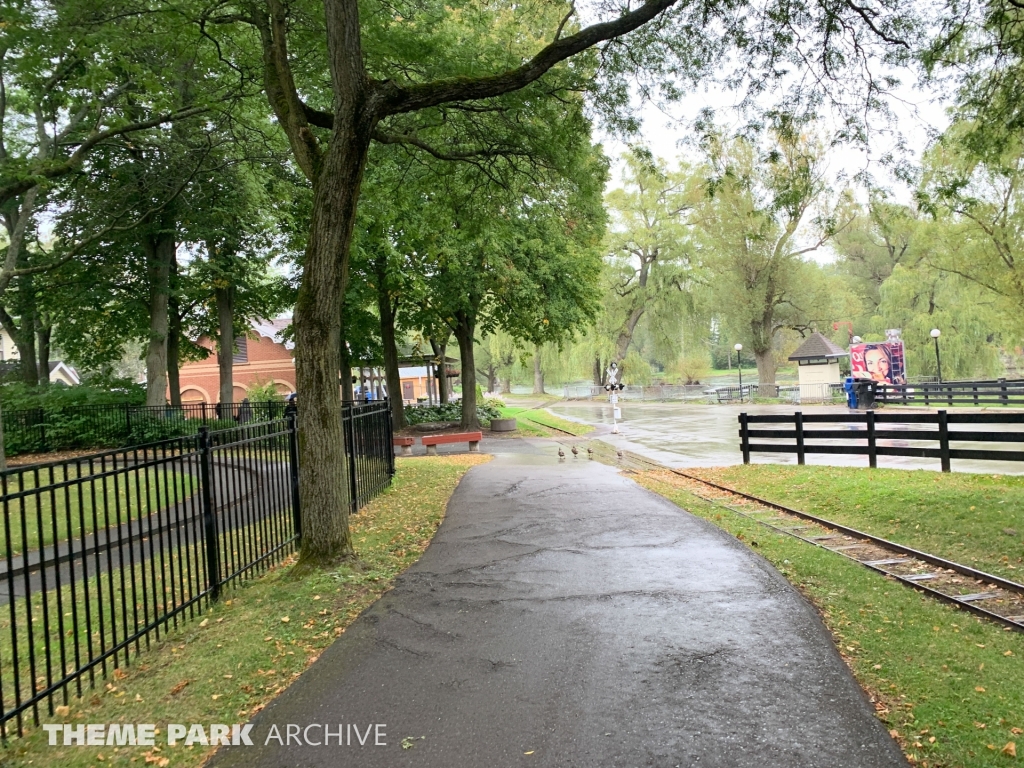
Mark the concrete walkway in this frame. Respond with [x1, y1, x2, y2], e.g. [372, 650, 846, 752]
[210, 447, 906, 767]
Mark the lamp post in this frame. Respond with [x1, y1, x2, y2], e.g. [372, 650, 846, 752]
[734, 343, 743, 399]
[931, 328, 942, 383]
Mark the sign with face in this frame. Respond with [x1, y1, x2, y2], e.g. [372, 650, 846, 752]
[850, 341, 906, 385]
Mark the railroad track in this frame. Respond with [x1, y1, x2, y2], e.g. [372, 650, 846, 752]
[554, 437, 1024, 633]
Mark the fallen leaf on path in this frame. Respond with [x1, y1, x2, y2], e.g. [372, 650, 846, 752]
[1003, 743, 1017, 757]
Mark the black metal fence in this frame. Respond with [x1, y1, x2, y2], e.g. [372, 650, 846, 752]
[0, 401, 394, 734]
[0, 401, 291, 457]
[739, 410, 1024, 472]
[876, 378, 1024, 407]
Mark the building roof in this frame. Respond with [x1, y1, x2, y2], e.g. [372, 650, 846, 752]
[787, 332, 849, 361]
[251, 316, 294, 350]
[397, 355, 459, 376]
[0, 360, 80, 385]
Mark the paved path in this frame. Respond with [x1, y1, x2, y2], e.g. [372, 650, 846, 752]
[211, 447, 906, 767]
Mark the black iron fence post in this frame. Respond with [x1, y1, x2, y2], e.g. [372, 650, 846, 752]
[385, 398, 396, 477]
[344, 403, 359, 513]
[1001, 378, 1009, 406]
[37, 408, 46, 453]
[866, 410, 877, 469]
[938, 410, 951, 472]
[198, 426, 222, 599]
[795, 411, 805, 465]
[739, 413, 750, 464]
[286, 406, 302, 541]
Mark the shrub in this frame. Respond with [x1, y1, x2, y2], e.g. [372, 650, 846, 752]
[404, 400, 501, 426]
[0, 379, 145, 411]
[246, 378, 286, 403]
[674, 355, 711, 385]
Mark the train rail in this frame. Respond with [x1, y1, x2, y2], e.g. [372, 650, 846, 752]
[559, 438, 1024, 633]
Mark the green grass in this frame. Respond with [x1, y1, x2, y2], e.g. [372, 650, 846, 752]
[1, 468, 195, 556]
[494, 407, 594, 437]
[1, 453, 490, 768]
[693, 465, 1024, 580]
[636, 470, 1024, 768]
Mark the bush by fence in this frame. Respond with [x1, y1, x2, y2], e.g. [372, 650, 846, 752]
[0, 401, 394, 734]
[0, 401, 291, 456]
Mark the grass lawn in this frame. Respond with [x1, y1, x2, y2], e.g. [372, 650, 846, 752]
[691, 465, 1024, 580]
[636, 470, 1024, 768]
[2, 453, 489, 768]
[494, 406, 594, 437]
[1, 467, 195, 556]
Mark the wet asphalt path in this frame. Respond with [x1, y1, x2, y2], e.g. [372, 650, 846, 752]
[210, 448, 906, 768]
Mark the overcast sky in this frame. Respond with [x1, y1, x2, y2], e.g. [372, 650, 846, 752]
[598, 67, 953, 204]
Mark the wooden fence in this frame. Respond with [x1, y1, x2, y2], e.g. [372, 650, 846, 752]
[739, 410, 1024, 471]
[876, 379, 1024, 407]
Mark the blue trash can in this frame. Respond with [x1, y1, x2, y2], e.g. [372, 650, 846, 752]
[843, 376, 857, 409]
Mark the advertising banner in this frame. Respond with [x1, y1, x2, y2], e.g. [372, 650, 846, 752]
[850, 341, 906, 385]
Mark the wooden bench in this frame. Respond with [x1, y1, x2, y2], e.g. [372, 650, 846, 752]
[421, 431, 483, 455]
[393, 437, 415, 456]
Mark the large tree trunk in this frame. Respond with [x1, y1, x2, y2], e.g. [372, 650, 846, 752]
[532, 346, 545, 395]
[376, 268, 404, 431]
[754, 350, 777, 385]
[17, 315, 38, 386]
[291, 110, 375, 568]
[216, 284, 235, 407]
[339, 338, 354, 402]
[478, 363, 497, 394]
[19, 321, 38, 386]
[453, 312, 480, 430]
[36, 316, 50, 386]
[593, 356, 603, 387]
[167, 258, 182, 407]
[14, 275, 39, 386]
[614, 305, 645, 363]
[429, 336, 449, 404]
[750, 317, 777, 385]
[144, 230, 175, 407]
[500, 376, 512, 395]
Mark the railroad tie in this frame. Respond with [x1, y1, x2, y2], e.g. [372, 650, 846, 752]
[956, 591, 1001, 602]
[862, 558, 913, 566]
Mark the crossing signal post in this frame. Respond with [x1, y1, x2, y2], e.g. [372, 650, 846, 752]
[605, 362, 625, 434]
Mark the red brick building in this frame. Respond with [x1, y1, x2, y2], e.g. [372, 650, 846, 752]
[176, 317, 296, 404]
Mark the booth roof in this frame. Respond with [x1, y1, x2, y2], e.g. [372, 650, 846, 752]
[787, 332, 849, 361]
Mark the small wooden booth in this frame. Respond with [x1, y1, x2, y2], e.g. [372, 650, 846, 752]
[788, 333, 849, 402]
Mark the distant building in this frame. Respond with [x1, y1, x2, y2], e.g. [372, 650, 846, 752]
[175, 316, 463, 405]
[0, 328, 81, 385]
[175, 317, 296, 404]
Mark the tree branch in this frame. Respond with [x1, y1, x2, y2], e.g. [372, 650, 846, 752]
[0, 106, 207, 207]
[370, 129, 529, 161]
[376, 0, 680, 116]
